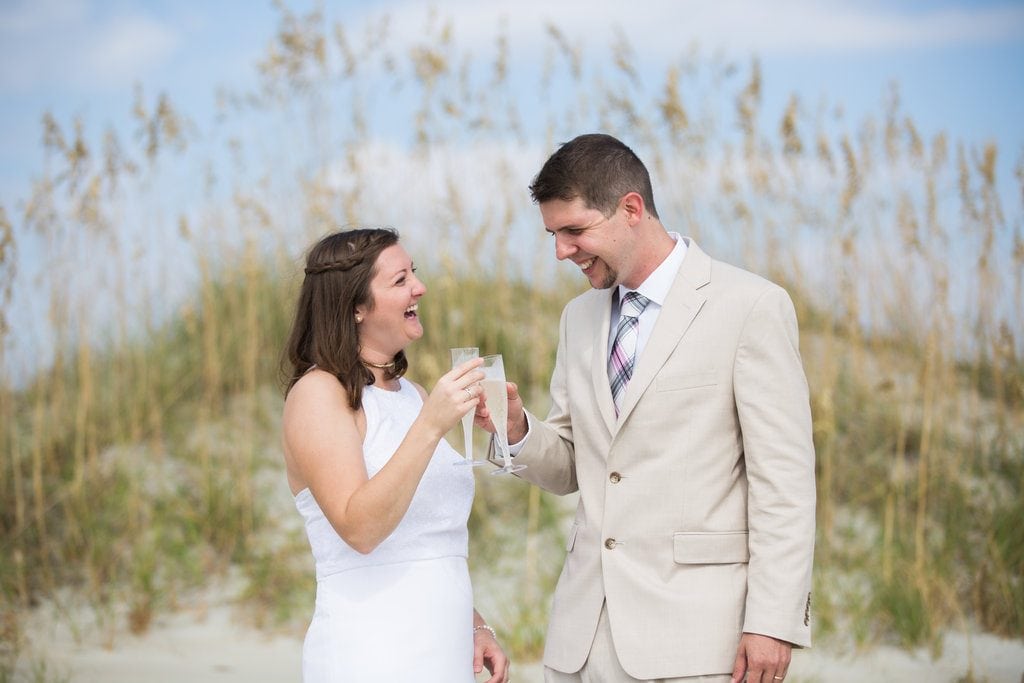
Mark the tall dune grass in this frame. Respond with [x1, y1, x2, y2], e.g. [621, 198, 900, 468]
[2, 3, 1022, 676]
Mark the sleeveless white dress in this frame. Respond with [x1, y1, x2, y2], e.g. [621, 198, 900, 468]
[295, 379, 476, 682]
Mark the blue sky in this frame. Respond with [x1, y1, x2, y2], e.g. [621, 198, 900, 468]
[2, 0, 1023, 209]
[1, 0, 1023, 380]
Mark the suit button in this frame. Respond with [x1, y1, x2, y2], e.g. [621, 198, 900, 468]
[604, 538, 617, 549]
[609, 472, 621, 483]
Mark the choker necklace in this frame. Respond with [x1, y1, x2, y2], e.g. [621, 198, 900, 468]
[361, 357, 397, 370]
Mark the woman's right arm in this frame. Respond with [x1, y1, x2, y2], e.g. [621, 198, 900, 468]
[283, 361, 482, 554]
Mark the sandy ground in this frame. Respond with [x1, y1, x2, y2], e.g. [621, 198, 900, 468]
[15, 597, 1024, 683]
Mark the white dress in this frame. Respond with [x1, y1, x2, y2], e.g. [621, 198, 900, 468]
[295, 379, 477, 682]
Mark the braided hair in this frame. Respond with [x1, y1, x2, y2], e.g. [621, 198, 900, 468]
[282, 228, 408, 408]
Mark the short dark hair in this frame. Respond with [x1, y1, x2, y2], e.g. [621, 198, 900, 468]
[283, 228, 407, 408]
[528, 133, 659, 219]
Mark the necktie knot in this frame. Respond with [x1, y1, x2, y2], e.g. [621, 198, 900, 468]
[620, 291, 650, 319]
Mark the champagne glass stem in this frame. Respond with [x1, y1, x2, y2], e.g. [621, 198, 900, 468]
[499, 433, 510, 466]
[462, 412, 474, 462]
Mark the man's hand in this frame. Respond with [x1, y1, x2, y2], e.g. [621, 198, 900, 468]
[475, 381, 528, 444]
[730, 633, 791, 683]
[504, 382, 528, 443]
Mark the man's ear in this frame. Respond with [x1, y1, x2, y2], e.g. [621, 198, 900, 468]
[620, 191, 645, 226]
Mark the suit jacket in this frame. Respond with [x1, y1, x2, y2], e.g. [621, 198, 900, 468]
[508, 239, 815, 679]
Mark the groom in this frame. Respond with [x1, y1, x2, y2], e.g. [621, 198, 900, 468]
[491, 133, 816, 682]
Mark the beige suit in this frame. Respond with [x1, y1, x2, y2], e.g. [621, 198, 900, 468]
[509, 239, 815, 680]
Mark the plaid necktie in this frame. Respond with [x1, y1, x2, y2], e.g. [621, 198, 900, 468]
[608, 291, 651, 415]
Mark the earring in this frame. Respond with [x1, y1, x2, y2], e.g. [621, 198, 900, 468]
[355, 315, 363, 323]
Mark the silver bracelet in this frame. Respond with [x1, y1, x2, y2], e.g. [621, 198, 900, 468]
[473, 624, 497, 640]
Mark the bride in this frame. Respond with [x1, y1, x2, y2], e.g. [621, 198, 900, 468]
[281, 228, 509, 682]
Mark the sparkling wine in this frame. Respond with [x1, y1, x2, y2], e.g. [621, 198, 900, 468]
[481, 378, 508, 446]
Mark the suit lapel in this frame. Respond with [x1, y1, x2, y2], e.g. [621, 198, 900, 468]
[586, 289, 617, 435]
[616, 239, 712, 427]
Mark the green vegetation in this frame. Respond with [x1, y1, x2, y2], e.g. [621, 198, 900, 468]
[1, 3, 1021, 679]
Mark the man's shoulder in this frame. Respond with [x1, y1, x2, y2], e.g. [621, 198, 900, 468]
[709, 258, 779, 293]
[695, 260, 799, 337]
[692, 243, 787, 299]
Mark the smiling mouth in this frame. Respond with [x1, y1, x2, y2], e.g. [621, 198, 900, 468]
[404, 303, 419, 319]
[579, 257, 596, 273]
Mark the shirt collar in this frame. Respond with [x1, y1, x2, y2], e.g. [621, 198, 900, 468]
[615, 232, 688, 308]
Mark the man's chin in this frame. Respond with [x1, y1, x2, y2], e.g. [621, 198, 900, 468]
[579, 260, 617, 289]
[590, 271, 616, 290]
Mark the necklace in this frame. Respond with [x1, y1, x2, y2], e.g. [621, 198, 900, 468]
[361, 357, 397, 370]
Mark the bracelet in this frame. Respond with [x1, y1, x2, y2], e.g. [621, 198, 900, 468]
[473, 624, 497, 640]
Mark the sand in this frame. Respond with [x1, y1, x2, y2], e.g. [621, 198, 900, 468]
[15, 594, 1023, 683]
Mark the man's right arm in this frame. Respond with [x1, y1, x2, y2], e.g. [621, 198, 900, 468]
[491, 305, 578, 495]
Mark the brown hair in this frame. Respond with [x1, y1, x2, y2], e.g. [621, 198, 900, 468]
[528, 133, 659, 219]
[282, 228, 408, 409]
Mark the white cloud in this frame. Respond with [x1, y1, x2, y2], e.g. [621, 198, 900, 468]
[688, 0, 1024, 54]
[83, 15, 179, 87]
[340, 0, 1024, 60]
[0, 0, 86, 32]
[0, 4, 179, 90]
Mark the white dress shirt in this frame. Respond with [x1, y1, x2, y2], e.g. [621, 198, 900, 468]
[607, 232, 687, 360]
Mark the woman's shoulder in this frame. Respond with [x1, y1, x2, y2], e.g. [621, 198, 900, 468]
[286, 368, 350, 412]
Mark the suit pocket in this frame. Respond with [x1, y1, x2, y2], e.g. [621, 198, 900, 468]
[673, 531, 749, 564]
[656, 371, 717, 392]
[565, 523, 579, 552]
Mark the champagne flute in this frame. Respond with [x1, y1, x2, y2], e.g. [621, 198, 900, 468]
[450, 347, 486, 467]
[481, 354, 527, 476]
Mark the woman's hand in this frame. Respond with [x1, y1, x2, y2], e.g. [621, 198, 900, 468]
[473, 627, 510, 683]
[419, 357, 484, 437]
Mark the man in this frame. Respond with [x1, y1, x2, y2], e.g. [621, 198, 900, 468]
[488, 134, 816, 682]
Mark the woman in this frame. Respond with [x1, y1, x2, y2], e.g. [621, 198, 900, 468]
[281, 228, 509, 682]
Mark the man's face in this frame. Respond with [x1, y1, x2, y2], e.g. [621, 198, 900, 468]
[540, 197, 632, 290]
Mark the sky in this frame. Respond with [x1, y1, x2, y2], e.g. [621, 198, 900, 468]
[2, 0, 1023, 207]
[1, 0, 1023, 379]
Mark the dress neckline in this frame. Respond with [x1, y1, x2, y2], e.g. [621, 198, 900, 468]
[367, 378, 404, 394]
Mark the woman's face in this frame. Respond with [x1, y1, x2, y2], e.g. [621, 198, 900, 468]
[354, 243, 427, 359]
